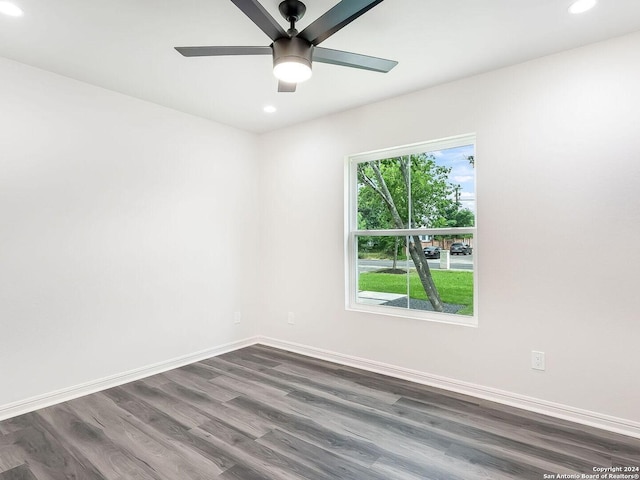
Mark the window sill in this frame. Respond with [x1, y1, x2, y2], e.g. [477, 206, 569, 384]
[346, 302, 478, 327]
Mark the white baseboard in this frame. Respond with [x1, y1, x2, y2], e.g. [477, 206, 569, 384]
[257, 336, 640, 440]
[0, 336, 259, 422]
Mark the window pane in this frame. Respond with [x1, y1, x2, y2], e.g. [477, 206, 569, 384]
[356, 146, 475, 231]
[356, 234, 474, 317]
[408, 234, 474, 316]
[409, 146, 475, 229]
[356, 158, 408, 230]
[357, 235, 409, 309]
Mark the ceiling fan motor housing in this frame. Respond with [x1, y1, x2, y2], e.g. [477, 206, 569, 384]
[278, 0, 307, 23]
[272, 36, 313, 73]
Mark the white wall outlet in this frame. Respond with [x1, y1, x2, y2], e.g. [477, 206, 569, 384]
[287, 312, 295, 325]
[233, 311, 241, 324]
[532, 351, 545, 371]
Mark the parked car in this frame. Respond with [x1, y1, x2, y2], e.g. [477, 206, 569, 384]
[423, 246, 441, 259]
[450, 242, 472, 255]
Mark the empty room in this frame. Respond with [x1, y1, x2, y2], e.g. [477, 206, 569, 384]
[1, 0, 639, 478]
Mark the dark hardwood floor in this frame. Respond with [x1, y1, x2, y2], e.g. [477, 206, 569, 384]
[1, 344, 639, 479]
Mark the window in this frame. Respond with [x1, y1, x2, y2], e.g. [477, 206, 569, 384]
[346, 134, 477, 326]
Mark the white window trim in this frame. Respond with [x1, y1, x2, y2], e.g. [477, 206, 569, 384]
[344, 133, 478, 327]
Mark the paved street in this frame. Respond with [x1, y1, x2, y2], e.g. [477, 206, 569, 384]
[358, 255, 473, 272]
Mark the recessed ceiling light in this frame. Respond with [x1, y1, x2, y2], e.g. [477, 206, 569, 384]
[263, 105, 277, 114]
[568, 0, 597, 14]
[0, 1, 23, 16]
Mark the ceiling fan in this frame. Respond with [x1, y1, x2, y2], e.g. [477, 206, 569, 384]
[175, 0, 398, 92]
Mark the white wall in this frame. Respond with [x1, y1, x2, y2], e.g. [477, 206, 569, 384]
[0, 58, 258, 407]
[257, 31, 640, 423]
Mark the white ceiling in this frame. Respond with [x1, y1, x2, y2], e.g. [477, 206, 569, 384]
[2, 0, 640, 133]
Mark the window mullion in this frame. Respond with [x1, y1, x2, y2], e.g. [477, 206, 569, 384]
[354, 227, 476, 236]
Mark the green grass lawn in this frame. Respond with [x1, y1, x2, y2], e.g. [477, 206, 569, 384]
[359, 270, 474, 315]
[358, 252, 407, 260]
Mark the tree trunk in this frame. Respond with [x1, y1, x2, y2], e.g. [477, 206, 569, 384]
[409, 234, 445, 312]
[363, 160, 444, 312]
[399, 157, 444, 312]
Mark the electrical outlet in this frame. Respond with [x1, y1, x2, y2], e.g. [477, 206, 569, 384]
[532, 351, 545, 371]
[287, 312, 295, 325]
[233, 311, 241, 324]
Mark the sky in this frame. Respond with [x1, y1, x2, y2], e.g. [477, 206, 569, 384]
[431, 144, 476, 213]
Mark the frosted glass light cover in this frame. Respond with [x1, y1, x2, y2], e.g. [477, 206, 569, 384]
[273, 61, 312, 83]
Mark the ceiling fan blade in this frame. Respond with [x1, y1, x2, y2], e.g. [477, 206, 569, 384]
[313, 47, 397, 73]
[278, 80, 297, 92]
[175, 46, 272, 57]
[230, 0, 288, 41]
[298, 0, 384, 46]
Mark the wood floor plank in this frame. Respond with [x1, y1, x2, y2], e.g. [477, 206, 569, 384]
[37, 403, 160, 480]
[8, 415, 107, 480]
[190, 422, 326, 480]
[286, 388, 587, 476]
[65, 393, 221, 480]
[101, 386, 235, 474]
[389, 397, 613, 470]
[370, 458, 449, 480]
[0, 464, 38, 480]
[231, 388, 519, 480]
[219, 463, 272, 480]
[396, 394, 626, 464]
[331, 366, 486, 407]
[217, 353, 404, 413]
[120, 381, 212, 429]
[204, 358, 294, 397]
[394, 395, 613, 466]
[0, 424, 22, 436]
[176, 363, 221, 381]
[159, 368, 239, 402]
[245, 345, 343, 372]
[0, 437, 25, 473]
[153, 381, 271, 437]
[271, 362, 402, 405]
[227, 395, 384, 467]
[159, 373, 239, 403]
[256, 427, 389, 480]
[210, 373, 291, 401]
[1, 345, 638, 480]
[218, 350, 283, 370]
[371, 452, 518, 480]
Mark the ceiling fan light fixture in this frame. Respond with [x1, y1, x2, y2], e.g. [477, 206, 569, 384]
[175, 0, 397, 92]
[272, 37, 313, 84]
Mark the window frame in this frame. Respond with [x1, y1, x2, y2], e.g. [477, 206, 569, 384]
[345, 133, 478, 327]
